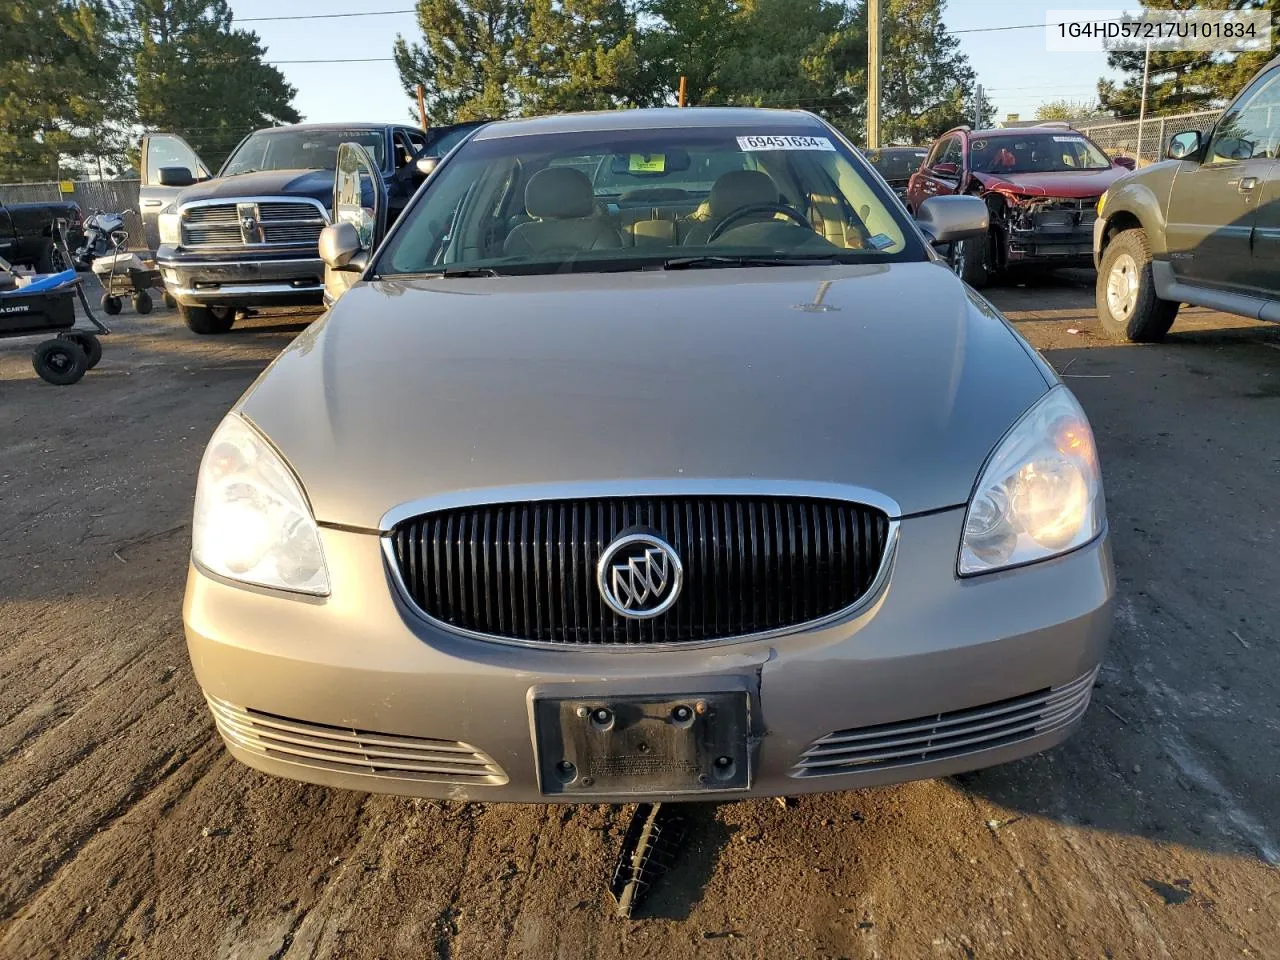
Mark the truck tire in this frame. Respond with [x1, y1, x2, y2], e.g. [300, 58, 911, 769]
[1096, 228, 1179, 342]
[181, 304, 235, 335]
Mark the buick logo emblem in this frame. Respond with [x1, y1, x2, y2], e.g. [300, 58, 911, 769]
[597, 531, 683, 619]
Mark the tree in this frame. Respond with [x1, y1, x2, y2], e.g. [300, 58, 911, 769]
[1097, 0, 1277, 116]
[394, 0, 529, 124]
[0, 0, 131, 182]
[1036, 99, 1105, 122]
[866, 0, 990, 144]
[132, 0, 300, 170]
[632, 0, 744, 106]
[518, 0, 639, 114]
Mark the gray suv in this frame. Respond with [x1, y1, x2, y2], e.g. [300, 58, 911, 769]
[1094, 55, 1280, 341]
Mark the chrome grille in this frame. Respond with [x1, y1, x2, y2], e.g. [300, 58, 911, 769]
[791, 669, 1098, 777]
[206, 694, 508, 785]
[180, 198, 326, 248]
[389, 495, 892, 646]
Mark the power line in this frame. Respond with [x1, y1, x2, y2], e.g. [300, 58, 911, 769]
[238, 8, 415, 21]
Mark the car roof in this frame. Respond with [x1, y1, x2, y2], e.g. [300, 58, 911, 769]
[948, 126, 1097, 140]
[472, 107, 821, 140]
[251, 123, 393, 134]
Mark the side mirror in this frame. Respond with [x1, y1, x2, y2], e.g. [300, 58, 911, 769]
[933, 162, 960, 177]
[414, 155, 440, 179]
[157, 166, 196, 187]
[1167, 130, 1202, 161]
[916, 195, 988, 247]
[319, 222, 365, 272]
[1112, 156, 1136, 171]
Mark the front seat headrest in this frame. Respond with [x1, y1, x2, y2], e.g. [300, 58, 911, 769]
[707, 170, 778, 218]
[525, 167, 596, 219]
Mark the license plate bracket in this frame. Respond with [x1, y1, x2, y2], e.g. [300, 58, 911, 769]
[534, 692, 751, 797]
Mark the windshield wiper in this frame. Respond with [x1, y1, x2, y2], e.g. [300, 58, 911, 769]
[661, 254, 840, 270]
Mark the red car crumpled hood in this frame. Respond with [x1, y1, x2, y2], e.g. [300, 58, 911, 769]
[971, 167, 1125, 199]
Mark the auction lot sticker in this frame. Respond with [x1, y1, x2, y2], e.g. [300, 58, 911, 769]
[1046, 8, 1273, 52]
[737, 135, 835, 151]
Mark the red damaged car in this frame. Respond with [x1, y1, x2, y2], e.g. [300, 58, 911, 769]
[906, 125, 1134, 287]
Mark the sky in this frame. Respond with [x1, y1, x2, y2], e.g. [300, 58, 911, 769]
[226, 0, 1124, 128]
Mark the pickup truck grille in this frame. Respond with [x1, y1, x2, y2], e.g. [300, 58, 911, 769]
[181, 199, 327, 249]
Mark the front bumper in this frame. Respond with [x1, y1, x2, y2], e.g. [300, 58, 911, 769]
[157, 246, 324, 308]
[1093, 215, 1108, 268]
[184, 508, 1114, 803]
[1002, 206, 1099, 267]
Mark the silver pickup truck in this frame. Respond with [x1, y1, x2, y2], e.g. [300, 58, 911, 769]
[139, 121, 483, 334]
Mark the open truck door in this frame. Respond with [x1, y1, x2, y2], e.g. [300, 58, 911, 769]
[138, 133, 212, 252]
[322, 141, 387, 307]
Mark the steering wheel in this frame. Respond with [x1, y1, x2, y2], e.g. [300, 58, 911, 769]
[706, 203, 811, 243]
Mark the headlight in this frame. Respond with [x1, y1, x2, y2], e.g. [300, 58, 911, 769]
[192, 414, 330, 595]
[959, 386, 1104, 576]
[158, 212, 181, 245]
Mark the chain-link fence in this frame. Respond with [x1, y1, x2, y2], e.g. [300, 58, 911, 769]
[0, 179, 144, 247]
[1077, 109, 1223, 166]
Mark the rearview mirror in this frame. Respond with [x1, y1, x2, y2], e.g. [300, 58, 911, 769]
[608, 149, 693, 176]
[1111, 156, 1136, 170]
[157, 166, 196, 187]
[319, 222, 365, 272]
[1167, 130, 1202, 161]
[413, 155, 440, 179]
[916, 195, 988, 247]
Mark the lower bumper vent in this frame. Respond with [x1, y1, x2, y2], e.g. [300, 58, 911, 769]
[206, 695, 508, 785]
[791, 668, 1097, 777]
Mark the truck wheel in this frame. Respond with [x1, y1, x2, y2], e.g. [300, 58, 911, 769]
[950, 232, 990, 289]
[1096, 228, 1179, 342]
[180, 304, 235, 335]
[32, 338, 88, 385]
[59, 331, 102, 368]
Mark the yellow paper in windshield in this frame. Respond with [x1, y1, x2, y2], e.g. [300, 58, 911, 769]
[629, 153, 666, 173]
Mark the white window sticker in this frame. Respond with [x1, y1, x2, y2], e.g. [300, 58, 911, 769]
[1053, 135, 1086, 142]
[737, 135, 835, 151]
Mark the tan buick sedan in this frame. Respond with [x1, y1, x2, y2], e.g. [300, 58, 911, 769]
[183, 108, 1113, 803]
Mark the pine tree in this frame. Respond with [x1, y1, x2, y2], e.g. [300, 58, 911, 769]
[0, 0, 131, 181]
[518, 0, 639, 114]
[1097, 0, 1277, 116]
[132, 0, 300, 170]
[393, 0, 531, 123]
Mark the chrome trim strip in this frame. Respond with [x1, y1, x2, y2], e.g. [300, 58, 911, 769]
[171, 281, 323, 298]
[178, 195, 329, 218]
[379, 480, 903, 530]
[159, 257, 323, 269]
[380, 514, 900, 654]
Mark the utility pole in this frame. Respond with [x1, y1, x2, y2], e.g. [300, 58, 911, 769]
[1137, 40, 1151, 161]
[417, 84, 428, 132]
[867, 0, 880, 147]
[973, 83, 983, 129]
[678, 75, 687, 108]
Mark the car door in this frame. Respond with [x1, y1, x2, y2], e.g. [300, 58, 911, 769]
[138, 133, 212, 251]
[324, 142, 387, 307]
[1252, 158, 1280, 301]
[1164, 66, 1280, 291]
[909, 135, 963, 211]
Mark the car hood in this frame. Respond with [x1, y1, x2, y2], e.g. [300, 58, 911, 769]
[177, 169, 335, 207]
[238, 263, 1052, 529]
[972, 167, 1126, 199]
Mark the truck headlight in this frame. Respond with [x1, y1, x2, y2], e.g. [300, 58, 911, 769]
[192, 414, 330, 596]
[158, 212, 181, 245]
[959, 386, 1104, 576]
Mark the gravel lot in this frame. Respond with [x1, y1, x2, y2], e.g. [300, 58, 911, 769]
[2, 273, 1278, 959]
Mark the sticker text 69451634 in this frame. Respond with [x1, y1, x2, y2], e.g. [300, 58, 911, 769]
[737, 135, 835, 151]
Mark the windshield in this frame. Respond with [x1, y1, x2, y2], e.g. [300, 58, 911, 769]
[376, 125, 921, 277]
[864, 148, 927, 180]
[969, 133, 1111, 174]
[221, 129, 385, 176]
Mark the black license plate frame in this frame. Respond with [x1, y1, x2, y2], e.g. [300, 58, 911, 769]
[534, 692, 751, 797]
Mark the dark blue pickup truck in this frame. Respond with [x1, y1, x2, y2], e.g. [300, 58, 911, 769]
[139, 121, 484, 333]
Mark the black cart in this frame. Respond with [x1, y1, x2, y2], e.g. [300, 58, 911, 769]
[0, 271, 110, 385]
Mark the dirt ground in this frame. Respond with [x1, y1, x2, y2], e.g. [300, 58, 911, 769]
[1, 273, 1278, 960]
